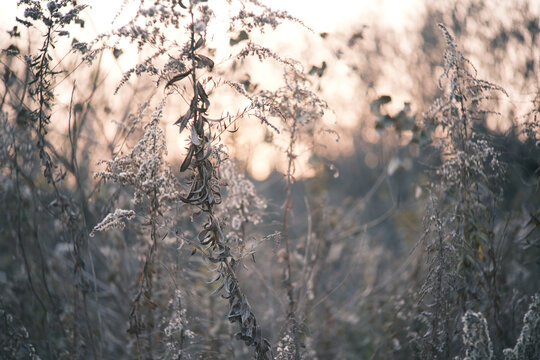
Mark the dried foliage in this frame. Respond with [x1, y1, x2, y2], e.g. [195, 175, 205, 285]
[0, 1, 539, 360]
[416, 24, 509, 358]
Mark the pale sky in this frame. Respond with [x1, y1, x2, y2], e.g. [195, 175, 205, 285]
[0, 0, 425, 180]
[1, 0, 423, 34]
[2, 0, 539, 181]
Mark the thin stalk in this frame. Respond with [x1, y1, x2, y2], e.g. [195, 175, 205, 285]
[282, 116, 301, 359]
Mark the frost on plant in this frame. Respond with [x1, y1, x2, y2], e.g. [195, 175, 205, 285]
[275, 329, 297, 360]
[457, 294, 540, 360]
[216, 159, 266, 243]
[92, 103, 182, 355]
[461, 310, 494, 360]
[94, 104, 181, 212]
[161, 290, 194, 360]
[503, 294, 540, 360]
[90, 209, 136, 237]
[3, 0, 539, 359]
[417, 24, 509, 358]
[230, 0, 308, 32]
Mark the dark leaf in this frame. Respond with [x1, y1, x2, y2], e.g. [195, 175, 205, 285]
[3, 44, 20, 56]
[16, 17, 33, 27]
[195, 54, 214, 71]
[241, 298, 251, 324]
[191, 176, 207, 194]
[230, 30, 249, 46]
[113, 48, 123, 58]
[180, 145, 195, 172]
[377, 95, 392, 105]
[3, 67, 12, 83]
[308, 61, 327, 77]
[191, 125, 200, 145]
[8, 26, 20, 38]
[72, 38, 88, 53]
[348, 31, 364, 46]
[370, 95, 392, 116]
[166, 69, 192, 88]
[194, 37, 204, 50]
[198, 228, 211, 243]
[224, 276, 232, 293]
[197, 82, 210, 111]
[195, 117, 204, 134]
[178, 0, 187, 9]
[174, 107, 193, 133]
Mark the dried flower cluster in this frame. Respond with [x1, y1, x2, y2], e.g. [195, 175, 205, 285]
[161, 290, 194, 360]
[216, 159, 266, 243]
[93, 107, 181, 212]
[502, 294, 540, 360]
[461, 310, 494, 360]
[417, 24, 514, 359]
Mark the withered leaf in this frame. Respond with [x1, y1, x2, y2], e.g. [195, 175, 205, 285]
[208, 273, 221, 284]
[180, 145, 195, 172]
[194, 37, 204, 50]
[3, 44, 20, 56]
[174, 108, 192, 133]
[230, 30, 249, 46]
[195, 117, 204, 134]
[166, 69, 192, 88]
[211, 281, 225, 295]
[308, 61, 327, 77]
[113, 48, 123, 58]
[197, 82, 210, 111]
[195, 54, 214, 71]
[191, 125, 201, 145]
[370, 95, 392, 116]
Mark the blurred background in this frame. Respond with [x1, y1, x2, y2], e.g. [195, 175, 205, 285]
[1, 0, 537, 179]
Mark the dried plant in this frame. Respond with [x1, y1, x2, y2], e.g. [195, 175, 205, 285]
[502, 293, 540, 360]
[416, 24, 509, 358]
[1, 1, 539, 360]
[458, 294, 540, 360]
[88, 0, 314, 358]
[461, 310, 494, 360]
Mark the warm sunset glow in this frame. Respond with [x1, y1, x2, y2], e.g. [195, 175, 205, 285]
[2, 0, 535, 182]
[248, 143, 275, 181]
[0, 0, 428, 181]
